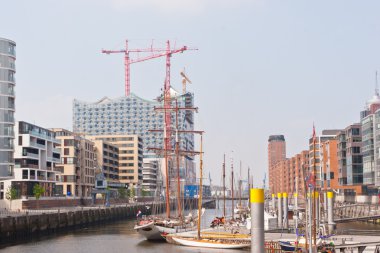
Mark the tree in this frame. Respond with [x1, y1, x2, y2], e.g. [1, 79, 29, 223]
[5, 186, 18, 210]
[127, 187, 135, 201]
[141, 188, 149, 197]
[118, 187, 127, 199]
[33, 184, 45, 209]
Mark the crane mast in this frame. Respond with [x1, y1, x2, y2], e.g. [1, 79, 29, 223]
[101, 40, 196, 96]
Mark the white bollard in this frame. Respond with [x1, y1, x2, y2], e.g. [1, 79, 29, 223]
[315, 191, 320, 233]
[277, 192, 283, 229]
[283, 192, 288, 229]
[251, 188, 265, 253]
[323, 192, 327, 222]
[294, 193, 298, 229]
[327, 191, 335, 234]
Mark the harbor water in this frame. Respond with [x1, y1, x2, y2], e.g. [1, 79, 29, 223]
[1, 200, 379, 252]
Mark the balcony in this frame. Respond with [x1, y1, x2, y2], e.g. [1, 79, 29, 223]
[15, 164, 39, 169]
[24, 152, 39, 159]
[53, 147, 60, 153]
[28, 130, 59, 143]
[54, 167, 64, 173]
[37, 175, 45, 180]
[30, 141, 46, 149]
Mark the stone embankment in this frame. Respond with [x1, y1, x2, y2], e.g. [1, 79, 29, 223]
[0, 199, 215, 244]
[0, 203, 153, 244]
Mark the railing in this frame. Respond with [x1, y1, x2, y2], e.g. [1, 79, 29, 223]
[24, 152, 39, 159]
[28, 130, 57, 142]
[264, 241, 282, 253]
[37, 176, 45, 180]
[16, 164, 39, 169]
[54, 167, 64, 173]
[30, 141, 45, 149]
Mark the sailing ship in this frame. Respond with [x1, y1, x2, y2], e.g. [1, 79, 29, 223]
[135, 78, 202, 240]
[166, 137, 251, 249]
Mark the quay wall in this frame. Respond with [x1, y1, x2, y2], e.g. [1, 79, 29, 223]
[0, 199, 215, 244]
[0, 204, 153, 243]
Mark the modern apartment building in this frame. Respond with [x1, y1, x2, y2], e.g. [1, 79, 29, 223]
[51, 129, 96, 197]
[320, 139, 338, 190]
[142, 158, 160, 196]
[11, 121, 61, 197]
[360, 89, 380, 194]
[321, 137, 364, 195]
[86, 134, 143, 188]
[72, 91, 196, 186]
[268, 135, 286, 194]
[92, 139, 119, 184]
[270, 150, 309, 196]
[309, 129, 341, 188]
[0, 38, 16, 178]
[337, 124, 363, 187]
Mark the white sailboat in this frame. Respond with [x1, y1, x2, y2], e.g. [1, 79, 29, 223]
[169, 236, 250, 249]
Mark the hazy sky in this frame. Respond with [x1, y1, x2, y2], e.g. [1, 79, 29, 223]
[2, 0, 380, 187]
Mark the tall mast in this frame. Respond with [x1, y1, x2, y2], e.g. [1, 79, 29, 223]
[231, 153, 234, 219]
[313, 127, 317, 246]
[248, 166, 250, 203]
[175, 99, 182, 219]
[163, 91, 170, 218]
[223, 154, 226, 217]
[239, 160, 242, 207]
[197, 134, 204, 240]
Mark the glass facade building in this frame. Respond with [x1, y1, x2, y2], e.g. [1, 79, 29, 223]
[337, 124, 363, 186]
[0, 38, 16, 178]
[73, 91, 196, 186]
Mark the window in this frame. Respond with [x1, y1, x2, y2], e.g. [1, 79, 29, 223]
[67, 185, 72, 195]
[64, 139, 74, 146]
[22, 170, 28, 179]
[64, 148, 69, 155]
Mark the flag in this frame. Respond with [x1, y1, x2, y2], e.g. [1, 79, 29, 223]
[136, 210, 142, 218]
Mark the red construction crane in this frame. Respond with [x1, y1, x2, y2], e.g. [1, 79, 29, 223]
[101, 40, 196, 96]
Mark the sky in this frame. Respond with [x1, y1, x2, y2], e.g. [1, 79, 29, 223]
[2, 0, 380, 188]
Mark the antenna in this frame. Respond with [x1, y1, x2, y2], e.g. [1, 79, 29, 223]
[376, 71, 379, 96]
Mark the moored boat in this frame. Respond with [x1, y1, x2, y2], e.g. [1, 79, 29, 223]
[169, 236, 250, 249]
[134, 220, 163, 240]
